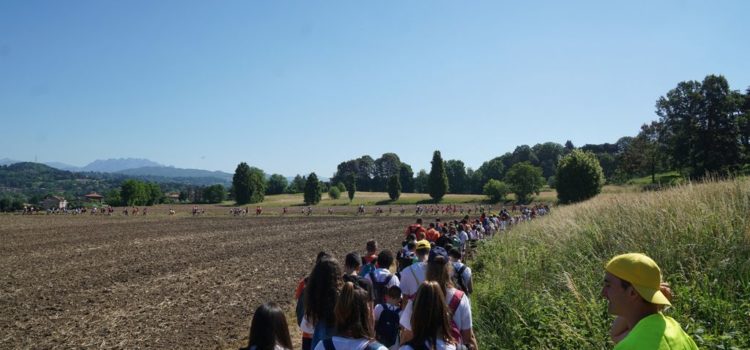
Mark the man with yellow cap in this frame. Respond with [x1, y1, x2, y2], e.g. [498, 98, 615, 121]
[601, 253, 698, 349]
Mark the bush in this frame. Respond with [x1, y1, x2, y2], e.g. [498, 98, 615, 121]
[483, 179, 509, 203]
[556, 150, 605, 203]
[328, 186, 341, 200]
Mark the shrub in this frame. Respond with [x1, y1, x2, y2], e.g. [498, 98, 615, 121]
[556, 150, 605, 203]
[387, 175, 401, 201]
[483, 179, 509, 203]
[328, 186, 341, 200]
[504, 162, 545, 203]
[304, 172, 321, 205]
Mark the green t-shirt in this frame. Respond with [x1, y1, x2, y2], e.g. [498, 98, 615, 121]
[615, 313, 698, 350]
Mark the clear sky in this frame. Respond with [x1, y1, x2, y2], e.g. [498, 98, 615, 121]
[1, 1, 748, 177]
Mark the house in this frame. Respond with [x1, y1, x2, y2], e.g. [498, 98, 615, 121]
[83, 192, 104, 203]
[40, 195, 68, 210]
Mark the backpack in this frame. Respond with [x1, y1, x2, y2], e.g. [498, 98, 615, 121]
[448, 290, 465, 343]
[450, 236, 461, 250]
[359, 256, 377, 278]
[322, 338, 385, 350]
[452, 262, 468, 293]
[375, 303, 401, 347]
[312, 321, 336, 350]
[369, 270, 393, 304]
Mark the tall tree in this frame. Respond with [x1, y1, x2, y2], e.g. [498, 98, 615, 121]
[428, 151, 449, 201]
[346, 173, 356, 201]
[656, 75, 744, 177]
[510, 145, 539, 166]
[304, 172, 321, 205]
[232, 162, 253, 205]
[532, 142, 565, 179]
[387, 175, 401, 201]
[373, 153, 401, 192]
[233, 163, 265, 204]
[121, 179, 148, 206]
[444, 159, 468, 194]
[398, 163, 415, 193]
[202, 184, 226, 204]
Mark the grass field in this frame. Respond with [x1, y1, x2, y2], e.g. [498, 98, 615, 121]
[471, 178, 750, 349]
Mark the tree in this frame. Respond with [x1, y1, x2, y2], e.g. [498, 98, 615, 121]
[656, 75, 744, 177]
[233, 162, 265, 204]
[387, 175, 401, 201]
[483, 179, 510, 203]
[202, 184, 226, 203]
[564, 140, 576, 153]
[304, 172, 321, 205]
[504, 162, 545, 203]
[532, 142, 566, 179]
[328, 186, 341, 200]
[346, 173, 356, 201]
[510, 145, 539, 166]
[556, 150, 605, 204]
[414, 169, 429, 193]
[399, 163, 415, 193]
[121, 179, 148, 206]
[336, 182, 347, 193]
[428, 150, 449, 201]
[444, 160, 467, 194]
[286, 174, 306, 194]
[105, 188, 122, 206]
[146, 182, 162, 205]
[477, 157, 505, 185]
[266, 174, 288, 195]
[373, 153, 402, 192]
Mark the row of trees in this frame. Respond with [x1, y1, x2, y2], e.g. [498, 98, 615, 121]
[105, 179, 163, 206]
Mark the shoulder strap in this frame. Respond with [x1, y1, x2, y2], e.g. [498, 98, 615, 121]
[365, 340, 385, 350]
[323, 338, 335, 350]
[384, 274, 392, 285]
[449, 290, 464, 314]
[457, 264, 467, 276]
[369, 270, 376, 282]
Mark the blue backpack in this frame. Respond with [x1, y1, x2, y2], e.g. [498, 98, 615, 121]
[312, 321, 337, 350]
[369, 270, 393, 304]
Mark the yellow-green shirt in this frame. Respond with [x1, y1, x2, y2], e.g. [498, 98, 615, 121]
[615, 313, 698, 350]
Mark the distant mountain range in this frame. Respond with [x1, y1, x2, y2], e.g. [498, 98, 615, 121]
[0, 158, 234, 185]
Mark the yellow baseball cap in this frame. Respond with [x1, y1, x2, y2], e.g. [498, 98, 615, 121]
[416, 240, 431, 250]
[605, 253, 671, 306]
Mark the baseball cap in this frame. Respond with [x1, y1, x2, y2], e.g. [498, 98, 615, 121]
[605, 253, 671, 306]
[428, 246, 448, 262]
[416, 240, 431, 251]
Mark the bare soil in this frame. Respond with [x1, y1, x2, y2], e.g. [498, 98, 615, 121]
[0, 213, 425, 349]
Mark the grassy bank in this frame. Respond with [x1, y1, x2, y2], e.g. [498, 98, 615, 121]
[472, 178, 750, 349]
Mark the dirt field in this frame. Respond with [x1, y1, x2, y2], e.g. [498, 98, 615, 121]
[0, 212, 433, 349]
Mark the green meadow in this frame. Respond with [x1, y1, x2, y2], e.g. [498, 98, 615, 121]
[472, 178, 750, 349]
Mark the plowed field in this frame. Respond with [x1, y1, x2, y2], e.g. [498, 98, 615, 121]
[0, 213, 423, 349]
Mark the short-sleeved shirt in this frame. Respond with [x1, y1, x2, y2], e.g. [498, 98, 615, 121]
[400, 287, 473, 332]
[399, 262, 427, 299]
[425, 229, 441, 242]
[313, 336, 388, 350]
[614, 313, 698, 350]
[366, 268, 400, 288]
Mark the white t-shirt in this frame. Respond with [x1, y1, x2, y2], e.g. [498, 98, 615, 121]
[312, 336, 388, 350]
[452, 262, 472, 290]
[366, 268, 400, 288]
[400, 287, 472, 332]
[299, 315, 314, 334]
[374, 302, 402, 321]
[399, 262, 427, 299]
[398, 339, 457, 350]
[458, 231, 469, 246]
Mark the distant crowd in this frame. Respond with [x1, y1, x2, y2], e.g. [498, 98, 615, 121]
[241, 208, 551, 350]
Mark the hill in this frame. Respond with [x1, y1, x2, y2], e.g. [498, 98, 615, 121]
[81, 158, 164, 172]
[472, 178, 750, 349]
[116, 166, 232, 184]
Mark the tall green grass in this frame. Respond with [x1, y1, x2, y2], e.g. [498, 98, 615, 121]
[472, 178, 750, 349]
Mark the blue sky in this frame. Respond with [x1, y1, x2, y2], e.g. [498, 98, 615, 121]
[1, 1, 748, 177]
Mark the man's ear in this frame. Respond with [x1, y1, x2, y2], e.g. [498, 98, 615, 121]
[627, 286, 641, 301]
